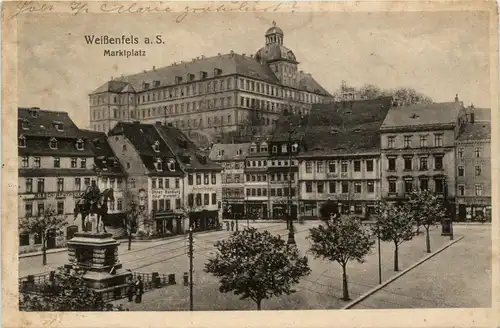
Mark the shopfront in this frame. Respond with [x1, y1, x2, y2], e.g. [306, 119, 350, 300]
[154, 210, 183, 235]
[245, 202, 268, 219]
[189, 210, 219, 232]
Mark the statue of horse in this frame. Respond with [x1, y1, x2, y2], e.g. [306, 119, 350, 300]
[74, 188, 114, 233]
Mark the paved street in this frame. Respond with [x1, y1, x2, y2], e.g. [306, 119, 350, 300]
[351, 225, 491, 309]
[107, 222, 482, 311]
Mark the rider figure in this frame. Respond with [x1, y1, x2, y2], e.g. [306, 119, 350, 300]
[85, 180, 101, 210]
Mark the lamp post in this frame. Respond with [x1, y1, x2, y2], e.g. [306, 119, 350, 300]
[287, 122, 299, 245]
[441, 179, 453, 239]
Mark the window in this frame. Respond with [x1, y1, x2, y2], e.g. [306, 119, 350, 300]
[211, 173, 216, 184]
[53, 157, 60, 168]
[152, 178, 157, 189]
[84, 178, 90, 187]
[458, 166, 464, 177]
[434, 134, 443, 147]
[316, 161, 324, 173]
[76, 139, 84, 150]
[354, 182, 362, 193]
[272, 146, 278, 153]
[49, 138, 58, 149]
[18, 135, 26, 148]
[25, 178, 33, 193]
[175, 178, 180, 188]
[475, 185, 483, 196]
[434, 156, 443, 170]
[204, 174, 209, 185]
[20, 233, 30, 246]
[341, 162, 348, 173]
[211, 193, 217, 205]
[475, 165, 482, 176]
[37, 203, 45, 216]
[317, 182, 324, 193]
[419, 157, 428, 170]
[367, 181, 374, 193]
[37, 178, 45, 193]
[188, 174, 193, 185]
[57, 178, 64, 192]
[404, 179, 413, 193]
[281, 144, 288, 153]
[305, 161, 312, 173]
[22, 156, 29, 167]
[74, 178, 81, 191]
[403, 136, 412, 148]
[175, 198, 181, 209]
[71, 158, 77, 168]
[474, 147, 481, 158]
[435, 179, 444, 193]
[420, 135, 427, 147]
[328, 161, 336, 173]
[388, 136, 395, 149]
[420, 178, 428, 191]
[341, 181, 349, 194]
[458, 148, 464, 158]
[388, 158, 396, 171]
[458, 185, 465, 196]
[366, 160, 373, 172]
[196, 174, 201, 185]
[354, 160, 361, 172]
[158, 178, 163, 189]
[34, 157, 41, 168]
[404, 157, 412, 170]
[57, 201, 64, 215]
[25, 202, 33, 217]
[329, 181, 336, 193]
[80, 158, 86, 169]
[306, 181, 312, 193]
[388, 179, 396, 193]
[155, 159, 163, 172]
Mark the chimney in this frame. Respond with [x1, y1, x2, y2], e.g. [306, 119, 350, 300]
[455, 94, 459, 102]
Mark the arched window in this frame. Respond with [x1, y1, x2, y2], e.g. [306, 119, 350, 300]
[49, 137, 58, 150]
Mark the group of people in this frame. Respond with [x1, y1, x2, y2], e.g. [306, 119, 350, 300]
[126, 275, 144, 303]
[225, 220, 237, 231]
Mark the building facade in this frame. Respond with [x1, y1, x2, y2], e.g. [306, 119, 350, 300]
[208, 143, 250, 219]
[380, 101, 463, 203]
[455, 107, 491, 221]
[88, 23, 331, 145]
[244, 139, 270, 219]
[18, 107, 97, 253]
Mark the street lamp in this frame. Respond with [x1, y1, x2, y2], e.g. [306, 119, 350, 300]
[441, 179, 453, 240]
[287, 122, 299, 245]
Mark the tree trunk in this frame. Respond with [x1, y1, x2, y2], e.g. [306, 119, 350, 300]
[393, 242, 399, 271]
[425, 226, 431, 253]
[342, 265, 350, 301]
[256, 299, 262, 310]
[42, 234, 47, 266]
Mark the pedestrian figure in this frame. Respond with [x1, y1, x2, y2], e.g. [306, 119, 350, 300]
[127, 277, 135, 302]
[226, 221, 230, 231]
[135, 276, 144, 303]
[231, 220, 235, 231]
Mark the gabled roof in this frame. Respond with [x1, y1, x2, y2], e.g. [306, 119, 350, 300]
[79, 129, 127, 176]
[296, 71, 331, 96]
[18, 136, 94, 157]
[109, 122, 181, 175]
[155, 124, 221, 171]
[457, 122, 491, 142]
[18, 107, 82, 138]
[208, 143, 251, 161]
[381, 102, 462, 130]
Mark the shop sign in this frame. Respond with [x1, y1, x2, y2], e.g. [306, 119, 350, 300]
[151, 189, 180, 200]
[23, 191, 82, 200]
[191, 186, 217, 193]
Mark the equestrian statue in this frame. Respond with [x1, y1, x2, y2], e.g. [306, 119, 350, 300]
[73, 180, 114, 233]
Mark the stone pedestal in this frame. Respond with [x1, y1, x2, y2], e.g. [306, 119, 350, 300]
[66, 232, 132, 293]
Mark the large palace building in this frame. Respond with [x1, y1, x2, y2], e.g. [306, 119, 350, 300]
[88, 22, 331, 144]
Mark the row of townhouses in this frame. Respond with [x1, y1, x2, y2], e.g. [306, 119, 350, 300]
[209, 96, 491, 222]
[18, 107, 222, 253]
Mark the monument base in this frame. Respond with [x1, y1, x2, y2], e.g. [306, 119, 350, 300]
[66, 232, 132, 297]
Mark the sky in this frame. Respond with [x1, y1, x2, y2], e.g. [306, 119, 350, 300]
[17, 10, 491, 129]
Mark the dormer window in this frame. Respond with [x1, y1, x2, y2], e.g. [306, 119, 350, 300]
[175, 76, 183, 84]
[76, 139, 84, 151]
[144, 82, 150, 89]
[30, 109, 38, 118]
[155, 158, 163, 172]
[20, 119, 29, 130]
[250, 146, 256, 153]
[188, 73, 195, 81]
[49, 137, 58, 150]
[272, 146, 278, 153]
[214, 68, 223, 76]
[260, 145, 268, 153]
[218, 149, 225, 156]
[292, 143, 298, 152]
[18, 135, 26, 148]
[237, 149, 243, 155]
[152, 140, 160, 152]
[281, 144, 288, 153]
[167, 159, 176, 172]
[200, 71, 208, 80]
[154, 80, 160, 87]
[53, 121, 64, 131]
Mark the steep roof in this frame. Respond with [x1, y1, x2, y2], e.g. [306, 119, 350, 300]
[108, 122, 182, 175]
[18, 107, 82, 138]
[155, 124, 221, 171]
[457, 122, 491, 142]
[270, 113, 308, 143]
[208, 143, 251, 161]
[79, 129, 127, 176]
[473, 107, 491, 122]
[90, 53, 331, 97]
[381, 102, 462, 130]
[299, 98, 393, 157]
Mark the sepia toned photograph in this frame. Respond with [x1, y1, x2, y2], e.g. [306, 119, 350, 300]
[2, 1, 498, 326]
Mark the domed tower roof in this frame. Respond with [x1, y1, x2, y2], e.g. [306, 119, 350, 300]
[255, 21, 298, 64]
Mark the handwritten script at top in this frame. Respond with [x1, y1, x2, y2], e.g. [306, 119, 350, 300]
[11, 1, 299, 22]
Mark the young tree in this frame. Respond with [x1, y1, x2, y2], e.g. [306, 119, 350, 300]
[372, 201, 415, 271]
[20, 265, 106, 311]
[408, 190, 446, 253]
[319, 200, 339, 221]
[309, 217, 374, 301]
[205, 227, 311, 310]
[19, 204, 67, 265]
